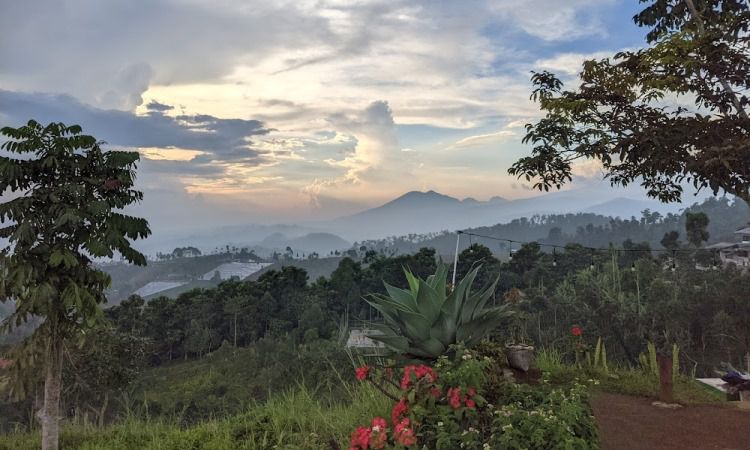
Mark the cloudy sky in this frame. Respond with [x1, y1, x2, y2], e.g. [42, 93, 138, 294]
[0, 0, 656, 232]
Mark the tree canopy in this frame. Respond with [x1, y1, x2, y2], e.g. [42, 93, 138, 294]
[509, 0, 750, 204]
[0, 120, 150, 450]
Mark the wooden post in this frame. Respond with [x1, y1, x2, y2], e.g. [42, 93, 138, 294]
[658, 353, 674, 403]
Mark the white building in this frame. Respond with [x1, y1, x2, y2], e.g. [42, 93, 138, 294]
[706, 225, 750, 269]
[346, 328, 386, 349]
[200, 262, 273, 281]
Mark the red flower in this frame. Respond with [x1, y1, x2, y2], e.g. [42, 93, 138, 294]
[465, 398, 476, 409]
[391, 398, 408, 425]
[571, 326, 583, 337]
[401, 364, 437, 389]
[414, 364, 437, 382]
[355, 365, 370, 381]
[394, 418, 417, 446]
[447, 387, 462, 409]
[350, 426, 371, 450]
[371, 417, 387, 431]
[369, 431, 387, 449]
[401, 365, 414, 389]
[369, 417, 388, 449]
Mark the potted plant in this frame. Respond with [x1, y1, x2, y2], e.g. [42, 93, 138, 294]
[504, 288, 534, 372]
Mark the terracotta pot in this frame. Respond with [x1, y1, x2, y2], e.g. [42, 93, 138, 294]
[506, 344, 535, 372]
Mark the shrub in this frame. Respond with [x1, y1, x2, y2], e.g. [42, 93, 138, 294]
[366, 265, 512, 360]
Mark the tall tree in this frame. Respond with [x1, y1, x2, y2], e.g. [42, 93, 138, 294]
[509, 0, 750, 204]
[685, 211, 710, 247]
[0, 121, 150, 450]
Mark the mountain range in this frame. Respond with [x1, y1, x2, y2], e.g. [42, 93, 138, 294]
[136, 189, 692, 255]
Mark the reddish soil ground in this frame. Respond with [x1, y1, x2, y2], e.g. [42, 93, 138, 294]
[591, 393, 750, 450]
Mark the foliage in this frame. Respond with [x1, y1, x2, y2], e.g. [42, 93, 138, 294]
[352, 348, 598, 450]
[366, 265, 512, 359]
[0, 120, 150, 449]
[0, 383, 391, 450]
[509, 0, 750, 204]
[638, 342, 680, 381]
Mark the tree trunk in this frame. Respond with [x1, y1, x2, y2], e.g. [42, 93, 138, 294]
[38, 338, 63, 450]
[233, 313, 238, 349]
[657, 353, 674, 403]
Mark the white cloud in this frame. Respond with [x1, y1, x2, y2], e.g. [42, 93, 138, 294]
[0, 0, 633, 223]
[534, 51, 618, 76]
[450, 130, 517, 149]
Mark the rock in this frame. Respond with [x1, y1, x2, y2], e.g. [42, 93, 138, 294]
[651, 401, 682, 409]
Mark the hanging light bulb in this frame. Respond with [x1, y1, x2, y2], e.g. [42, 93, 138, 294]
[508, 241, 513, 260]
[589, 250, 595, 270]
[671, 250, 676, 272]
[552, 248, 558, 267]
[631, 262, 637, 272]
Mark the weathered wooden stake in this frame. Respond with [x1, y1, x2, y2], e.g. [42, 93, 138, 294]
[657, 353, 674, 403]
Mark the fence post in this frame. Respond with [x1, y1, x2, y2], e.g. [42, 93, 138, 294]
[658, 353, 674, 403]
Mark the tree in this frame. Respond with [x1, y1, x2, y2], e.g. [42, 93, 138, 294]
[685, 211, 710, 247]
[661, 231, 682, 250]
[0, 121, 150, 450]
[509, 0, 750, 204]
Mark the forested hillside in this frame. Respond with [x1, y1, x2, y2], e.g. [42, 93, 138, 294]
[356, 197, 750, 258]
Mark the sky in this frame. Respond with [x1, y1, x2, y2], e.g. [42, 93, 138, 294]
[0, 0, 659, 233]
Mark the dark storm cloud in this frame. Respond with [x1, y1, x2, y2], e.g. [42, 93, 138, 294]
[0, 89, 271, 165]
[146, 101, 174, 112]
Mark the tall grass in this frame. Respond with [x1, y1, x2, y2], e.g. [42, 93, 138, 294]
[536, 347, 565, 373]
[0, 383, 390, 450]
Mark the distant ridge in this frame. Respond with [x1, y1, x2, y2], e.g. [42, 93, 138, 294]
[321, 189, 693, 241]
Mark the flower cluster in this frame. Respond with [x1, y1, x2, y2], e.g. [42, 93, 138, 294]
[351, 359, 483, 449]
[400, 364, 437, 389]
[356, 365, 370, 381]
[349, 414, 416, 450]
[447, 386, 478, 409]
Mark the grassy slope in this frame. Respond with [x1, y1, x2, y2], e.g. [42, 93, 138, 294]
[246, 257, 344, 282]
[127, 340, 354, 420]
[103, 255, 243, 303]
[0, 385, 390, 450]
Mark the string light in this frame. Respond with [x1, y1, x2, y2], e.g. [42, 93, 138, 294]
[508, 240, 513, 260]
[631, 262, 637, 272]
[552, 248, 558, 267]
[589, 250, 596, 270]
[671, 250, 677, 272]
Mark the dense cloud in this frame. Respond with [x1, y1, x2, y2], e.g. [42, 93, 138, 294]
[0, 89, 270, 167]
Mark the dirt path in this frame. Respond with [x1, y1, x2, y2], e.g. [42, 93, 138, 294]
[591, 393, 750, 450]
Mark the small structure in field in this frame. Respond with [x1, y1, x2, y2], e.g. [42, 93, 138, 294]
[346, 328, 385, 349]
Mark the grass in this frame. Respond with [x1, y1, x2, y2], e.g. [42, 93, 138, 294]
[0, 383, 390, 450]
[126, 338, 352, 421]
[536, 347, 726, 405]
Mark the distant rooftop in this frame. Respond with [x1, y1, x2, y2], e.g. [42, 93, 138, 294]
[201, 262, 273, 281]
[133, 281, 188, 297]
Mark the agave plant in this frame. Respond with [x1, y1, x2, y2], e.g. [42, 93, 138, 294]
[366, 264, 511, 359]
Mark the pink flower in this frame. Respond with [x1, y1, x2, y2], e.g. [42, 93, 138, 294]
[355, 365, 370, 381]
[571, 326, 583, 337]
[394, 418, 417, 446]
[414, 364, 437, 382]
[465, 398, 476, 409]
[370, 417, 387, 431]
[447, 387, 462, 409]
[350, 426, 371, 450]
[391, 398, 408, 425]
[369, 417, 388, 449]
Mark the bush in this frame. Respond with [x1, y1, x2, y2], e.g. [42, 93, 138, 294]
[349, 346, 599, 449]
